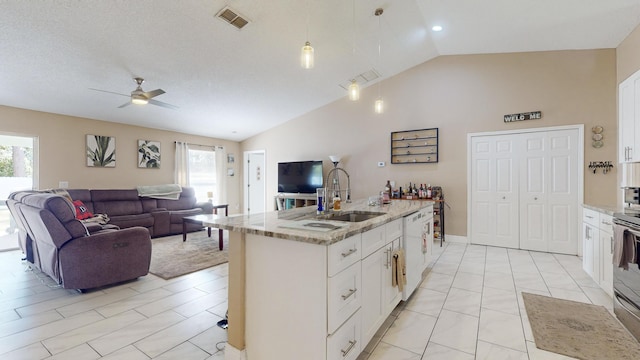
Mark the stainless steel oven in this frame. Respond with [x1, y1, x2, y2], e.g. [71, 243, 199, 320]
[613, 215, 640, 341]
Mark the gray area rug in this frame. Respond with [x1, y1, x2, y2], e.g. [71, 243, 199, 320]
[149, 230, 228, 280]
[523, 292, 640, 360]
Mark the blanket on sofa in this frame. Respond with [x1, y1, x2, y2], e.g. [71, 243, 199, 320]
[137, 184, 182, 200]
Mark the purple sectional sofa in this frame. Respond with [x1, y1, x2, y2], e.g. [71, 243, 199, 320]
[7, 186, 214, 290]
[10, 192, 152, 290]
[65, 187, 214, 238]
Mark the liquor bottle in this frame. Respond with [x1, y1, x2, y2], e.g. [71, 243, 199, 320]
[385, 180, 392, 197]
[427, 184, 432, 199]
[413, 183, 418, 196]
[419, 184, 424, 198]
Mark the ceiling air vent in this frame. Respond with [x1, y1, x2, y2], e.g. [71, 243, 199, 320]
[339, 69, 381, 90]
[216, 6, 250, 30]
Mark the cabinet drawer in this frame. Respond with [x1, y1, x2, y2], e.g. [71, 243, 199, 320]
[385, 218, 403, 242]
[583, 208, 599, 227]
[362, 225, 386, 258]
[327, 310, 361, 360]
[600, 213, 613, 234]
[328, 262, 361, 334]
[328, 234, 361, 277]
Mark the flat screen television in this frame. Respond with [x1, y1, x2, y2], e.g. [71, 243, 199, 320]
[278, 160, 323, 194]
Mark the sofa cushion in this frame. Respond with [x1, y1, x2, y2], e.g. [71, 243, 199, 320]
[108, 213, 154, 229]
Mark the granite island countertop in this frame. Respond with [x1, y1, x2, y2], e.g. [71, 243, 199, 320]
[582, 203, 624, 216]
[204, 198, 433, 245]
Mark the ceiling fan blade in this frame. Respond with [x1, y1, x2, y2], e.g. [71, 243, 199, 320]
[89, 88, 129, 97]
[118, 101, 131, 108]
[144, 89, 165, 99]
[149, 99, 179, 110]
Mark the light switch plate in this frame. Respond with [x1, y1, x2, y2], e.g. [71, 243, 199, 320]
[378, 162, 385, 167]
[58, 181, 69, 189]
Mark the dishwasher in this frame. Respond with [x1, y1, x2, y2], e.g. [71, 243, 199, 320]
[402, 206, 433, 300]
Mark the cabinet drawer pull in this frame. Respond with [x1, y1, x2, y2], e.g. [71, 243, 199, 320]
[341, 248, 357, 258]
[341, 340, 357, 357]
[602, 221, 612, 226]
[341, 288, 357, 300]
[585, 215, 594, 219]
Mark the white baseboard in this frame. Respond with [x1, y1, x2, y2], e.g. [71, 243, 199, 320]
[224, 343, 247, 360]
[443, 234, 468, 244]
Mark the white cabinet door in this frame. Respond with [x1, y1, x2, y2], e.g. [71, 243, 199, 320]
[470, 135, 519, 248]
[619, 70, 640, 162]
[582, 222, 599, 279]
[599, 228, 613, 296]
[382, 239, 402, 315]
[361, 246, 384, 345]
[620, 77, 635, 162]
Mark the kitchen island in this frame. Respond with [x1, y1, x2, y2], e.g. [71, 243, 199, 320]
[206, 199, 433, 360]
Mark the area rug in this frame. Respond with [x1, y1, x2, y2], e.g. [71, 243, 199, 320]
[522, 292, 640, 360]
[149, 230, 228, 280]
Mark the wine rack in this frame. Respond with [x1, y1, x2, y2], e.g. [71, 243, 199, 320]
[390, 128, 439, 164]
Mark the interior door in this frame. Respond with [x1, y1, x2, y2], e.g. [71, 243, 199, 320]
[470, 135, 519, 248]
[245, 151, 266, 214]
[470, 127, 580, 254]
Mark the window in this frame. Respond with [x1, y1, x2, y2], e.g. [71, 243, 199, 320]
[188, 148, 217, 202]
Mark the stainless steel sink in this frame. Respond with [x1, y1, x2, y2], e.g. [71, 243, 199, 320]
[316, 211, 386, 223]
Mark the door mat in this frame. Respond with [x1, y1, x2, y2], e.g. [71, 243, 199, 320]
[149, 230, 228, 280]
[522, 292, 640, 360]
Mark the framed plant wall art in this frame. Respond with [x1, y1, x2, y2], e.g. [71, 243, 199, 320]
[86, 135, 116, 167]
[138, 140, 161, 168]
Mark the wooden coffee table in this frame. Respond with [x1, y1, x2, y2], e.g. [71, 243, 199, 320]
[182, 205, 228, 250]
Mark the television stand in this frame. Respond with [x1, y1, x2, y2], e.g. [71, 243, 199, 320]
[274, 193, 317, 211]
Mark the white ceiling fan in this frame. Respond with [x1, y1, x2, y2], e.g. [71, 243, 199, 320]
[90, 77, 179, 110]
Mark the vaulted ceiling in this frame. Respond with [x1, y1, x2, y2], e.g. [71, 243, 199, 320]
[1, 1, 639, 141]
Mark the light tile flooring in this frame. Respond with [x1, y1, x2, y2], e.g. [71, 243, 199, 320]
[0, 238, 616, 360]
[359, 242, 614, 360]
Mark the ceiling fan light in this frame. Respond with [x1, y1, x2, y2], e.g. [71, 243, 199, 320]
[348, 80, 360, 101]
[301, 41, 314, 69]
[131, 94, 148, 105]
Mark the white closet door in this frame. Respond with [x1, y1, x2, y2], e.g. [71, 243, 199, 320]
[519, 129, 578, 254]
[519, 132, 548, 252]
[546, 130, 579, 254]
[471, 135, 519, 248]
[470, 128, 580, 254]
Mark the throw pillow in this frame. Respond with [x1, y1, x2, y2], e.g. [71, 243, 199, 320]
[73, 200, 94, 220]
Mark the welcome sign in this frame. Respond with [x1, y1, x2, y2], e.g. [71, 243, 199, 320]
[504, 111, 542, 122]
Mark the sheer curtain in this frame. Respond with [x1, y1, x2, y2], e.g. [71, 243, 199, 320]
[215, 146, 227, 204]
[174, 142, 190, 186]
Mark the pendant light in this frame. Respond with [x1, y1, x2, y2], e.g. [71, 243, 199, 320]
[348, 0, 360, 101]
[348, 80, 360, 101]
[374, 8, 384, 114]
[301, 0, 314, 69]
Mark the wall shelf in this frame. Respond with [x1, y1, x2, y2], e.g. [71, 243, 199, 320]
[391, 128, 439, 164]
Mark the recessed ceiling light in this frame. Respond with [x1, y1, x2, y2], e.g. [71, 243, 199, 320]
[432, 25, 443, 32]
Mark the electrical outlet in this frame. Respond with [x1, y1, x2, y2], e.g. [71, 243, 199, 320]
[377, 161, 385, 167]
[58, 181, 69, 189]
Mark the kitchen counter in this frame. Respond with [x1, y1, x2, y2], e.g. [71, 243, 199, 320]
[582, 203, 623, 216]
[217, 199, 434, 360]
[205, 198, 433, 245]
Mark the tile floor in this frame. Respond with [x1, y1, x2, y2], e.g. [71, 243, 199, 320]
[0, 237, 615, 360]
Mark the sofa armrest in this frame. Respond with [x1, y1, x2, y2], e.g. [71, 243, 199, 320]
[58, 227, 152, 290]
[150, 210, 170, 236]
[149, 208, 167, 212]
[196, 201, 214, 214]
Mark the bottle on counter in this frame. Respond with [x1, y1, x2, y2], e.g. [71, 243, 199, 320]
[333, 194, 341, 211]
[427, 184, 432, 199]
[385, 180, 392, 198]
[419, 184, 424, 198]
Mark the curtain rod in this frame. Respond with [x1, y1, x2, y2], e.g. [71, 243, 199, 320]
[174, 141, 223, 149]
